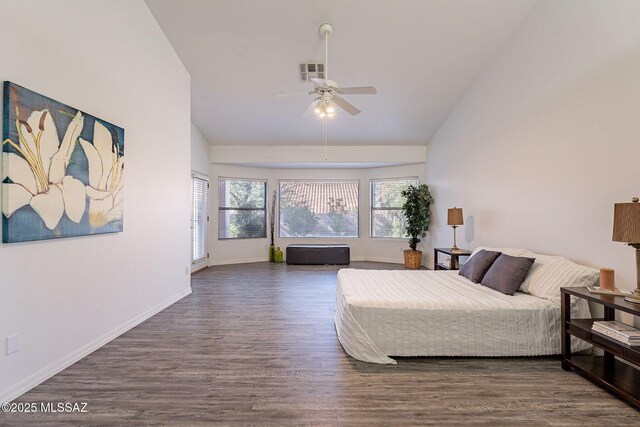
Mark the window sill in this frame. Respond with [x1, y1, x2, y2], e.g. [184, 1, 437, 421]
[218, 237, 268, 241]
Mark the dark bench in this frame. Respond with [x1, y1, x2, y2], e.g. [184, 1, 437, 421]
[286, 244, 350, 265]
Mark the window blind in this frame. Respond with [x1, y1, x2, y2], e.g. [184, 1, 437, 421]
[370, 178, 418, 238]
[218, 178, 267, 239]
[192, 176, 209, 262]
[279, 180, 359, 238]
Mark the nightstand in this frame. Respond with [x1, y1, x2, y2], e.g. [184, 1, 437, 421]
[433, 248, 472, 271]
[561, 287, 640, 408]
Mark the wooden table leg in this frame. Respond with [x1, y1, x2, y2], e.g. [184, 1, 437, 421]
[561, 290, 571, 371]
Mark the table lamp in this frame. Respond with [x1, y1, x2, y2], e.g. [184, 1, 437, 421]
[612, 197, 640, 298]
[447, 207, 464, 253]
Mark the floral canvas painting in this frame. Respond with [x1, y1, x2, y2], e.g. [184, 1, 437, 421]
[2, 82, 124, 243]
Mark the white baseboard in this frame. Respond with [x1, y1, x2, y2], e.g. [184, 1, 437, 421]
[0, 287, 192, 405]
[363, 257, 404, 264]
[209, 256, 405, 266]
[212, 256, 368, 265]
[211, 257, 268, 266]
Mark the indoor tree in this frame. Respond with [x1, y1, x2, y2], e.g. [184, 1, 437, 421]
[400, 184, 433, 268]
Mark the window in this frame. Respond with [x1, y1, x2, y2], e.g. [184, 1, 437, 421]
[218, 178, 267, 239]
[279, 180, 359, 238]
[370, 177, 419, 238]
[191, 174, 209, 263]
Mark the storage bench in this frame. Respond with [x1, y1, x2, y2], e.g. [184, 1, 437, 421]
[286, 244, 350, 265]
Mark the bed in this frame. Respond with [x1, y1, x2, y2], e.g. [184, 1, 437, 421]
[335, 248, 597, 364]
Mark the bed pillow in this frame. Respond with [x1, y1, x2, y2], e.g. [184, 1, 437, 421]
[480, 254, 535, 295]
[519, 251, 600, 303]
[459, 250, 502, 283]
[470, 246, 528, 258]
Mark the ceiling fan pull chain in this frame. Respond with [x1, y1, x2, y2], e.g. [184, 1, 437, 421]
[323, 116, 328, 160]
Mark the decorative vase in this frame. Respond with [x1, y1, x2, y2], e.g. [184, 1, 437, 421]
[269, 244, 276, 262]
[404, 249, 422, 269]
[274, 247, 284, 263]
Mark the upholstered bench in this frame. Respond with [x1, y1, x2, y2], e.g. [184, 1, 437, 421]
[286, 244, 350, 265]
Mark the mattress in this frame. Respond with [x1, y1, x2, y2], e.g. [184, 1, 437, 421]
[335, 269, 591, 364]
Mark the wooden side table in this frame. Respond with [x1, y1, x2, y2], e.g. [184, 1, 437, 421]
[433, 248, 472, 271]
[561, 287, 640, 408]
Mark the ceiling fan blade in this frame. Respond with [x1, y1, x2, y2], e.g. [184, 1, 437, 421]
[303, 100, 319, 117]
[333, 96, 361, 116]
[338, 86, 377, 95]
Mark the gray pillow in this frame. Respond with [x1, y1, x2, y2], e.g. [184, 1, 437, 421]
[481, 254, 535, 295]
[459, 250, 502, 283]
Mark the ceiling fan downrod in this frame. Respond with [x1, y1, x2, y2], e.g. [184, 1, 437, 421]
[319, 23, 333, 82]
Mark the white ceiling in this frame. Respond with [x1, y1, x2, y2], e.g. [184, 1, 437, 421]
[146, 0, 536, 146]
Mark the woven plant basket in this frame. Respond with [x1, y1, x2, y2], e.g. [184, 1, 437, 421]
[404, 250, 422, 269]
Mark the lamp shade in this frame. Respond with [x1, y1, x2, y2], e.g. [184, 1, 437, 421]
[447, 207, 464, 226]
[612, 197, 640, 243]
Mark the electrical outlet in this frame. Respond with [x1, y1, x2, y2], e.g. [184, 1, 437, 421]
[184, 266, 189, 275]
[7, 334, 19, 355]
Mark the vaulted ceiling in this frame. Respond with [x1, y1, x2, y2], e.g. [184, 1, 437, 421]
[146, 0, 536, 146]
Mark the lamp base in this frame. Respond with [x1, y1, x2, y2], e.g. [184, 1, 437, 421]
[450, 225, 460, 254]
[625, 295, 640, 304]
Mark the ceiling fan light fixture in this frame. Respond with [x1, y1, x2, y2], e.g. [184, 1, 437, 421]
[314, 100, 335, 118]
[326, 101, 336, 114]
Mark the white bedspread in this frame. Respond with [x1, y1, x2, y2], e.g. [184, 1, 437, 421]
[335, 269, 590, 364]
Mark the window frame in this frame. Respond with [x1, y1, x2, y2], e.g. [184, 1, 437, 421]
[278, 179, 360, 239]
[217, 177, 268, 240]
[369, 176, 419, 239]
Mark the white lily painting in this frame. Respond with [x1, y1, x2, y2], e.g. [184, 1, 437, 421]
[2, 82, 124, 243]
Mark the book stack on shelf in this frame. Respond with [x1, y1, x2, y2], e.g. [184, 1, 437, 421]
[586, 285, 633, 296]
[592, 320, 640, 347]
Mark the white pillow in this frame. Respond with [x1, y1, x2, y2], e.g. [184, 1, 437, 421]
[469, 246, 527, 258]
[519, 250, 599, 303]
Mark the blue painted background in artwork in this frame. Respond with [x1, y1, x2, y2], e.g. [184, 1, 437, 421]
[2, 82, 125, 243]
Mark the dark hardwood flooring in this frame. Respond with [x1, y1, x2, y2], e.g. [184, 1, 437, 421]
[2, 262, 639, 426]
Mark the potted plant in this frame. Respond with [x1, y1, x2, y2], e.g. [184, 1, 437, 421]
[400, 184, 433, 269]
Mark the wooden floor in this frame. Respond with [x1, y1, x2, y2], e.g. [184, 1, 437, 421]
[3, 262, 639, 426]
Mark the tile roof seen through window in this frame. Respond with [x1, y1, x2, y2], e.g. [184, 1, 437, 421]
[279, 181, 358, 214]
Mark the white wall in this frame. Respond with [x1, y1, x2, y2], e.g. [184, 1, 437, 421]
[211, 145, 427, 167]
[209, 163, 426, 265]
[426, 0, 640, 290]
[191, 123, 210, 175]
[0, 0, 191, 403]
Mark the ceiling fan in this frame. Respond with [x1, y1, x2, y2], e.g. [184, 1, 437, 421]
[307, 23, 377, 117]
